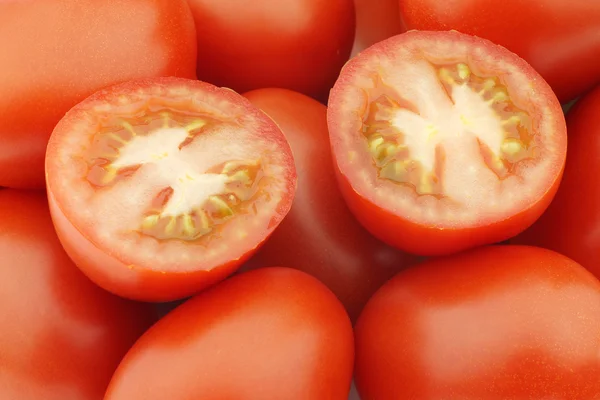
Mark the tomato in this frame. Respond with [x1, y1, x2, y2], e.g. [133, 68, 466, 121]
[327, 30, 566, 256]
[105, 267, 354, 400]
[512, 85, 600, 278]
[0, 190, 155, 400]
[45, 77, 297, 302]
[355, 245, 600, 400]
[352, 0, 404, 56]
[186, 0, 355, 101]
[241, 88, 418, 322]
[0, 0, 197, 189]
[398, 0, 600, 103]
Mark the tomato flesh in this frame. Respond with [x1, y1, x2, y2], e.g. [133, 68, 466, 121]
[327, 31, 566, 256]
[46, 77, 296, 302]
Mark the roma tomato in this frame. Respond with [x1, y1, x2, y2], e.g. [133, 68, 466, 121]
[242, 88, 418, 322]
[327, 31, 566, 256]
[105, 268, 354, 400]
[355, 245, 600, 400]
[0, 0, 197, 189]
[45, 77, 296, 302]
[0, 190, 155, 400]
[352, 0, 404, 55]
[398, 0, 600, 103]
[186, 0, 355, 101]
[512, 85, 600, 277]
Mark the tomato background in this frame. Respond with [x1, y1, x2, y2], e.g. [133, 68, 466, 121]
[352, 0, 404, 55]
[0, 0, 197, 189]
[0, 190, 156, 400]
[186, 0, 355, 102]
[241, 88, 418, 323]
[105, 267, 354, 400]
[398, 0, 600, 103]
[512, 85, 600, 278]
[355, 245, 600, 399]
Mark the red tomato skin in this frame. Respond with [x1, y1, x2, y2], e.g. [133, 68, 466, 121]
[512, 85, 600, 277]
[335, 166, 562, 256]
[241, 88, 418, 323]
[328, 30, 567, 256]
[0, 190, 155, 400]
[186, 0, 355, 101]
[105, 267, 354, 400]
[0, 0, 197, 189]
[355, 245, 600, 400]
[398, 0, 600, 103]
[45, 78, 297, 303]
[352, 0, 405, 55]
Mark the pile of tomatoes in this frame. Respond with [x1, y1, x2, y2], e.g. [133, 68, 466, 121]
[1, 1, 599, 399]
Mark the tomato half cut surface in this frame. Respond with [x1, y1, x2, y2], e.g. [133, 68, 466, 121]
[327, 30, 567, 256]
[45, 77, 297, 302]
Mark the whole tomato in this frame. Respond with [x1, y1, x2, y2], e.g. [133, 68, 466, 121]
[398, 0, 600, 102]
[0, 190, 155, 400]
[0, 0, 197, 188]
[242, 88, 418, 322]
[105, 268, 354, 400]
[513, 85, 600, 277]
[186, 0, 355, 101]
[355, 245, 600, 399]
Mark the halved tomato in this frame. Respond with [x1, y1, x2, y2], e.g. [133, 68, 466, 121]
[45, 77, 297, 302]
[327, 30, 566, 256]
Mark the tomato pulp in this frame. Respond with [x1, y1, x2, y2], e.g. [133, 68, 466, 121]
[0, 0, 197, 188]
[355, 245, 600, 399]
[513, 85, 600, 277]
[45, 77, 297, 302]
[105, 268, 354, 400]
[0, 190, 155, 400]
[327, 31, 566, 256]
[242, 88, 418, 322]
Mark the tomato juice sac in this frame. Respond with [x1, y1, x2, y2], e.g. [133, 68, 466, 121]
[46, 78, 297, 301]
[327, 31, 566, 256]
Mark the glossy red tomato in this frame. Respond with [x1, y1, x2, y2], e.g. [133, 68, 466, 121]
[0, 0, 197, 189]
[355, 245, 600, 400]
[105, 267, 354, 400]
[0, 190, 155, 400]
[186, 0, 355, 101]
[241, 88, 418, 322]
[512, 85, 600, 277]
[398, 0, 600, 103]
[45, 77, 297, 302]
[327, 30, 566, 256]
[352, 0, 404, 55]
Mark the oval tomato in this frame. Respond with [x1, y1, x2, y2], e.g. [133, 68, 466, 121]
[352, 0, 404, 55]
[241, 88, 418, 322]
[0, 0, 197, 189]
[398, 0, 600, 103]
[355, 245, 600, 399]
[327, 30, 566, 256]
[512, 85, 600, 277]
[45, 77, 297, 302]
[0, 190, 155, 400]
[186, 0, 355, 101]
[105, 267, 354, 400]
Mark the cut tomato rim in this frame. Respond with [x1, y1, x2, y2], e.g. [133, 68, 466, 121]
[328, 31, 566, 228]
[46, 77, 296, 272]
